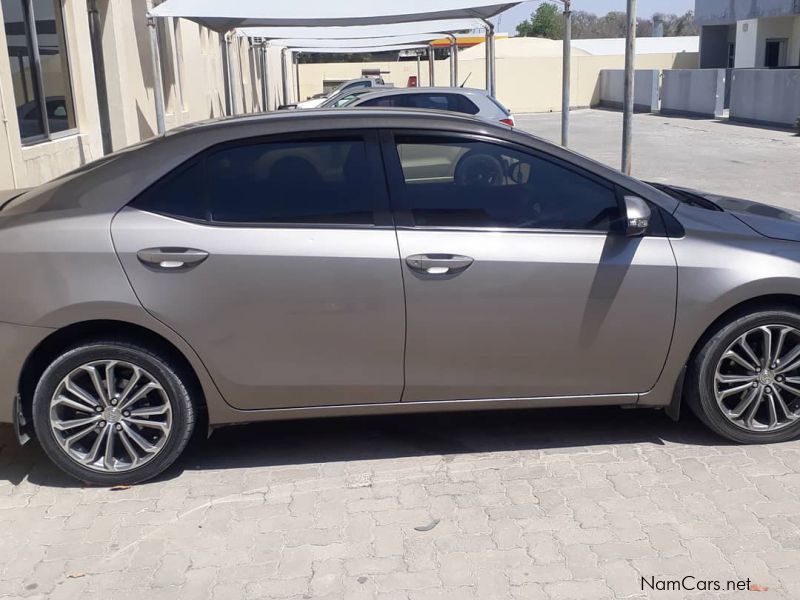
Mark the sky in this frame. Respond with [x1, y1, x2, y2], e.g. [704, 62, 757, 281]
[495, 0, 696, 34]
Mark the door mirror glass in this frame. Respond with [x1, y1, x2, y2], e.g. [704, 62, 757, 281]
[624, 196, 651, 237]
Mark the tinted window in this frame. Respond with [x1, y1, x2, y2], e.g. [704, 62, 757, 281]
[393, 137, 620, 231]
[361, 93, 479, 115]
[133, 138, 379, 225]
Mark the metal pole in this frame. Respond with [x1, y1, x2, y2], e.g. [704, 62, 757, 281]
[453, 36, 459, 86]
[260, 43, 269, 111]
[147, 16, 166, 133]
[483, 21, 495, 95]
[220, 34, 233, 116]
[448, 35, 456, 86]
[281, 47, 289, 105]
[561, 0, 571, 147]
[428, 44, 435, 86]
[416, 53, 421, 86]
[294, 52, 301, 102]
[88, 0, 113, 153]
[622, 0, 637, 174]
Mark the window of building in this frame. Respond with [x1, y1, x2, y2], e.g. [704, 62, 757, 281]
[133, 138, 382, 226]
[2, 0, 76, 142]
[391, 136, 621, 231]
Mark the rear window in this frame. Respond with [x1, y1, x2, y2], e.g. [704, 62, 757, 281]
[361, 93, 479, 115]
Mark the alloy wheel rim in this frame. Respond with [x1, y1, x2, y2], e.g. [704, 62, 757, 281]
[49, 360, 172, 473]
[714, 325, 800, 432]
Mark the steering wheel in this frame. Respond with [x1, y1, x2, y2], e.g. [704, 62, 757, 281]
[454, 151, 504, 187]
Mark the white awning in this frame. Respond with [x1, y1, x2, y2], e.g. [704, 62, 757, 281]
[236, 19, 485, 40]
[271, 34, 450, 49]
[149, 0, 517, 31]
[290, 44, 427, 54]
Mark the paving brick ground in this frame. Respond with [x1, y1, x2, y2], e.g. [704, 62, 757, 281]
[2, 406, 800, 600]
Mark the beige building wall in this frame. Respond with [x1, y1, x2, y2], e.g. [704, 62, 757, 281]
[298, 49, 699, 114]
[0, 0, 263, 191]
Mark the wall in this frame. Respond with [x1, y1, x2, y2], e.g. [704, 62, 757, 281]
[696, 0, 799, 26]
[735, 19, 760, 67]
[700, 24, 735, 68]
[730, 68, 800, 126]
[754, 15, 799, 66]
[660, 68, 726, 118]
[0, 0, 103, 189]
[0, 0, 263, 191]
[598, 69, 660, 112]
[296, 51, 698, 114]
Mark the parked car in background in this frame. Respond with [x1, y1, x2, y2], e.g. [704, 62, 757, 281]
[318, 86, 389, 109]
[297, 77, 387, 109]
[348, 87, 515, 126]
[4, 108, 800, 486]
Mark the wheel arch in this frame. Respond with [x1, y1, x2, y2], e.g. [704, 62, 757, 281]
[17, 319, 209, 438]
[666, 293, 800, 419]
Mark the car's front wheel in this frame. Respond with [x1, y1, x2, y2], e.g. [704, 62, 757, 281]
[688, 309, 800, 444]
[32, 340, 196, 485]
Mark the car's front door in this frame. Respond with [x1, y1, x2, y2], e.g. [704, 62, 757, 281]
[112, 132, 405, 410]
[383, 131, 678, 402]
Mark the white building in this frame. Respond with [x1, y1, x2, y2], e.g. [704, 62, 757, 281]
[696, 0, 800, 68]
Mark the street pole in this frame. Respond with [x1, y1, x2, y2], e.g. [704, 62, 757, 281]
[561, 0, 571, 147]
[281, 47, 289, 106]
[260, 43, 269, 111]
[448, 35, 457, 87]
[147, 16, 166, 133]
[294, 52, 301, 102]
[622, 0, 637, 174]
[428, 44, 435, 86]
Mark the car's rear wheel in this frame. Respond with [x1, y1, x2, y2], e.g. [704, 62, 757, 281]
[32, 340, 196, 485]
[688, 309, 800, 443]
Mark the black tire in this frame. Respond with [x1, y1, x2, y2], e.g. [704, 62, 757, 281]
[32, 340, 196, 485]
[687, 308, 800, 444]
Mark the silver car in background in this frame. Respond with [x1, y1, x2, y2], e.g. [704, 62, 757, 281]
[348, 87, 516, 125]
[2, 109, 800, 485]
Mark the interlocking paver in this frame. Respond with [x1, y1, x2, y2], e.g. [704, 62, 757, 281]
[2, 404, 799, 599]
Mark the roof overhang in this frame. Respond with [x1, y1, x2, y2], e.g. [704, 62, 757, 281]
[149, 0, 517, 31]
[236, 19, 485, 40]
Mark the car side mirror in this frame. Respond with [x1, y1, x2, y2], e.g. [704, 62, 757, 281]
[624, 196, 651, 237]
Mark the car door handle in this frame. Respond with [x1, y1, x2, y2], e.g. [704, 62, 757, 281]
[406, 254, 474, 275]
[136, 248, 209, 270]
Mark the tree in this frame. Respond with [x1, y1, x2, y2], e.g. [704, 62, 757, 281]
[516, 3, 563, 40]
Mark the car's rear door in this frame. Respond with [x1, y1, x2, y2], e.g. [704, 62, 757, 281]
[382, 130, 678, 402]
[112, 131, 406, 410]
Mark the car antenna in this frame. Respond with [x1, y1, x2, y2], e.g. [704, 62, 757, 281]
[459, 72, 471, 88]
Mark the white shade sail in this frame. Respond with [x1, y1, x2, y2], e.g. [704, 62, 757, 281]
[290, 44, 427, 54]
[236, 19, 485, 40]
[149, 0, 517, 30]
[271, 34, 450, 49]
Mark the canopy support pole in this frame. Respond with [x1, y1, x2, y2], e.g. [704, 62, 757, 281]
[294, 52, 301, 102]
[483, 20, 495, 96]
[561, 0, 571, 147]
[221, 33, 234, 116]
[448, 35, 457, 86]
[428, 44, 435, 86]
[416, 53, 421, 86]
[260, 43, 269, 111]
[281, 47, 289, 106]
[147, 15, 166, 134]
[622, 0, 637, 174]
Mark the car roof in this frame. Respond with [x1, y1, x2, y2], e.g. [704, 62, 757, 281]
[355, 87, 489, 98]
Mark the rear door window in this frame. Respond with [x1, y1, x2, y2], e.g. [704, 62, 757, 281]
[132, 135, 387, 226]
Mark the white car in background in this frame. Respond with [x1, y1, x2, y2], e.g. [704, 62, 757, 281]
[297, 77, 387, 109]
[346, 87, 516, 126]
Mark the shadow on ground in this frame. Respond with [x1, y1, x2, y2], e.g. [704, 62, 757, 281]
[0, 405, 729, 489]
